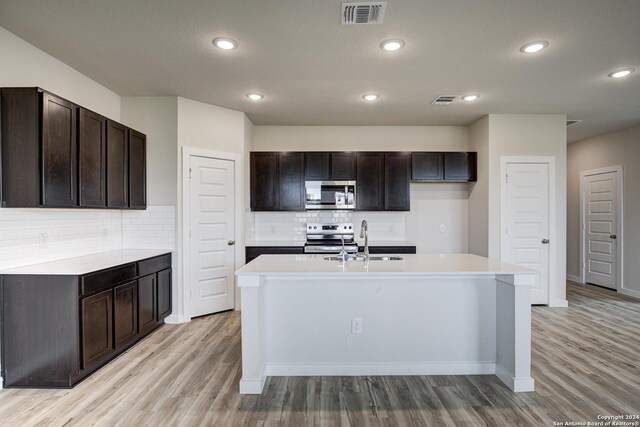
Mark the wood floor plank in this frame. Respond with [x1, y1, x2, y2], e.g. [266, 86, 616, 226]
[0, 281, 639, 426]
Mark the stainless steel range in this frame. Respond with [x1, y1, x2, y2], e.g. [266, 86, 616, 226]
[304, 222, 358, 254]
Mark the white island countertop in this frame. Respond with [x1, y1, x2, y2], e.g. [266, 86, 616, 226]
[235, 253, 534, 277]
[0, 249, 172, 275]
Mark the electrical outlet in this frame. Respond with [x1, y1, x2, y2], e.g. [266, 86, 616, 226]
[440, 224, 446, 233]
[351, 317, 362, 334]
[39, 232, 48, 248]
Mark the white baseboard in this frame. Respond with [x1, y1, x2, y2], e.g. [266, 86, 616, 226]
[549, 299, 569, 308]
[619, 287, 640, 299]
[495, 364, 535, 392]
[265, 362, 496, 377]
[566, 275, 582, 283]
[239, 377, 266, 394]
[164, 314, 190, 324]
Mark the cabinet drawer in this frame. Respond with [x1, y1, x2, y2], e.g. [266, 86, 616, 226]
[138, 254, 171, 277]
[81, 263, 136, 296]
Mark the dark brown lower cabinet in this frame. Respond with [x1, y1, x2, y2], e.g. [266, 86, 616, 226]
[81, 289, 114, 370]
[1, 253, 171, 388]
[157, 268, 172, 320]
[138, 274, 158, 335]
[114, 281, 138, 350]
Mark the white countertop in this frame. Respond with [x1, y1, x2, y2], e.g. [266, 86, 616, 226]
[235, 253, 534, 276]
[0, 249, 172, 275]
[245, 240, 416, 247]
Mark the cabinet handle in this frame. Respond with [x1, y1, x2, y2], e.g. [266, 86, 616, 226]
[541, 239, 550, 244]
[227, 240, 236, 246]
[610, 234, 617, 239]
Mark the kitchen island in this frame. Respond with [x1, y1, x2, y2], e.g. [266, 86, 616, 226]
[235, 253, 535, 394]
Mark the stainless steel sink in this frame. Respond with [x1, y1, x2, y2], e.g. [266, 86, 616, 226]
[323, 255, 403, 261]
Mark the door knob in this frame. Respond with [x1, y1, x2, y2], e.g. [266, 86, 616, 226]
[541, 239, 550, 244]
[227, 240, 236, 246]
[610, 234, 617, 239]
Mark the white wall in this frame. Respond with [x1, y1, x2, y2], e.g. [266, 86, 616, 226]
[567, 124, 640, 298]
[174, 97, 251, 321]
[467, 114, 567, 306]
[0, 26, 120, 120]
[468, 116, 490, 257]
[249, 125, 471, 253]
[121, 96, 178, 206]
[253, 126, 469, 151]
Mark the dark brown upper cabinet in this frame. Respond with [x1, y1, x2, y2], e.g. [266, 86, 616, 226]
[331, 152, 356, 180]
[304, 152, 330, 180]
[1, 88, 80, 207]
[411, 152, 443, 182]
[356, 152, 385, 211]
[79, 108, 107, 207]
[250, 152, 304, 211]
[1, 87, 147, 210]
[106, 120, 129, 208]
[250, 152, 279, 211]
[384, 152, 411, 211]
[128, 129, 147, 209]
[411, 152, 477, 182]
[277, 152, 305, 211]
[304, 152, 356, 181]
[444, 152, 477, 182]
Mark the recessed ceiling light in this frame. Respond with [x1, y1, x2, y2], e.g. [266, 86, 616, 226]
[362, 94, 379, 101]
[246, 93, 263, 101]
[380, 39, 405, 52]
[608, 68, 635, 78]
[212, 37, 238, 50]
[520, 41, 549, 54]
[461, 95, 479, 102]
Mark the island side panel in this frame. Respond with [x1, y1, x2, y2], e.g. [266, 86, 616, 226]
[1, 274, 80, 387]
[260, 276, 497, 375]
[495, 274, 535, 392]
[238, 274, 266, 394]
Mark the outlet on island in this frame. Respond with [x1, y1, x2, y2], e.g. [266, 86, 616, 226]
[351, 317, 362, 334]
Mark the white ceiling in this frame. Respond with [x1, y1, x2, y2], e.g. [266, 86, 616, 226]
[1, 0, 639, 142]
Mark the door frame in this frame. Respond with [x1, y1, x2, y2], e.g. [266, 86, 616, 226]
[579, 165, 623, 290]
[500, 156, 557, 306]
[181, 146, 243, 319]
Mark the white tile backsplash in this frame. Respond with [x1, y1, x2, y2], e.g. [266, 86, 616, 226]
[0, 206, 176, 270]
[246, 210, 406, 242]
[122, 206, 175, 249]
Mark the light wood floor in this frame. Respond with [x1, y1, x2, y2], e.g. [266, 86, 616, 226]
[1, 282, 639, 426]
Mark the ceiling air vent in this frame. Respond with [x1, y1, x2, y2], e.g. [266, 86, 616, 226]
[432, 96, 456, 106]
[341, 2, 387, 25]
[566, 120, 583, 126]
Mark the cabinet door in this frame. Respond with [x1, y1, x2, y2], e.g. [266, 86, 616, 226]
[81, 289, 113, 370]
[78, 108, 107, 207]
[278, 152, 305, 211]
[106, 120, 129, 208]
[411, 152, 443, 181]
[114, 281, 138, 349]
[304, 152, 330, 180]
[128, 129, 147, 209]
[250, 152, 278, 210]
[444, 152, 477, 182]
[41, 92, 78, 206]
[331, 152, 356, 180]
[157, 268, 172, 321]
[356, 152, 384, 211]
[384, 152, 411, 211]
[138, 274, 158, 335]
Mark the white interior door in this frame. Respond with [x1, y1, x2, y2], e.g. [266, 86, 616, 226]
[503, 163, 550, 305]
[189, 155, 235, 317]
[583, 171, 618, 289]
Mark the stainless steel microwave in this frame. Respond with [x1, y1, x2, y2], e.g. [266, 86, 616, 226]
[305, 181, 356, 210]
